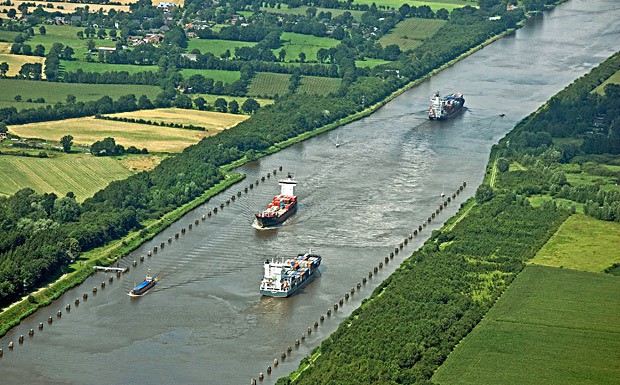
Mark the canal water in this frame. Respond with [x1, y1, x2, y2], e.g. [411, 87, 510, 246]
[1, 1, 618, 383]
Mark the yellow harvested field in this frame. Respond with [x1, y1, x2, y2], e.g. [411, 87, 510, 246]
[118, 0, 183, 5]
[105, 108, 248, 130]
[119, 154, 168, 172]
[9, 116, 223, 153]
[0, 45, 46, 78]
[0, 1, 129, 14]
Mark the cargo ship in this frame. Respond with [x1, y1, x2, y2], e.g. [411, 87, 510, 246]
[428, 91, 465, 120]
[260, 252, 322, 297]
[254, 173, 298, 228]
[128, 275, 157, 297]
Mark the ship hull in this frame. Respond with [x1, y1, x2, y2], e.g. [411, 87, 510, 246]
[129, 280, 156, 296]
[260, 268, 318, 298]
[429, 93, 465, 120]
[255, 203, 297, 228]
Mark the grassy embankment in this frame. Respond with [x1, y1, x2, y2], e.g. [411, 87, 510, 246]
[433, 265, 620, 385]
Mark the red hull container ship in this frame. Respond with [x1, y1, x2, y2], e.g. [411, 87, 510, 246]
[255, 173, 298, 228]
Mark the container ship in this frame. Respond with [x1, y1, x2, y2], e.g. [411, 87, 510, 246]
[428, 91, 465, 120]
[128, 275, 157, 297]
[255, 173, 298, 228]
[260, 252, 322, 297]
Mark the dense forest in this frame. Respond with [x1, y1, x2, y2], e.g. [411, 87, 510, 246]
[275, 48, 619, 385]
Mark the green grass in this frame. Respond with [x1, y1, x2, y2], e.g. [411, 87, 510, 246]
[593, 69, 620, 95]
[0, 30, 20, 43]
[191, 94, 274, 107]
[297, 75, 341, 95]
[179, 68, 241, 83]
[27, 24, 113, 61]
[247, 72, 291, 98]
[0, 153, 134, 201]
[352, 0, 470, 12]
[275, 32, 340, 63]
[186, 38, 256, 57]
[379, 17, 446, 51]
[528, 194, 584, 213]
[434, 265, 620, 385]
[260, 6, 365, 21]
[61, 60, 158, 74]
[530, 214, 620, 273]
[355, 58, 390, 68]
[566, 172, 618, 189]
[0, 78, 161, 110]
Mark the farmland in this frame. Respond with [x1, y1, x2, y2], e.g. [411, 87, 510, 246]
[0, 153, 134, 201]
[247, 72, 291, 97]
[7, 116, 218, 153]
[0, 79, 160, 110]
[433, 265, 620, 385]
[355, 58, 390, 68]
[0, 30, 20, 43]
[179, 68, 241, 83]
[275, 32, 340, 63]
[25, 24, 108, 61]
[191, 94, 274, 108]
[260, 6, 365, 21]
[593, 69, 620, 95]
[0, 0, 129, 14]
[380, 17, 447, 51]
[61, 60, 158, 74]
[104, 108, 248, 130]
[297, 75, 342, 95]
[186, 38, 257, 58]
[0, 43, 46, 77]
[530, 214, 620, 273]
[352, 0, 470, 12]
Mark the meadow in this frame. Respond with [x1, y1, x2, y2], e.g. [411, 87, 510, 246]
[0, 43, 46, 77]
[260, 6, 365, 21]
[247, 72, 291, 97]
[433, 265, 620, 385]
[61, 60, 158, 74]
[275, 32, 340, 63]
[25, 24, 110, 61]
[179, 68, 241, 83]
[0, 78, 160, 110]
[0, 30, 20, 43]
[8, 116, 216, 153]
[530, 214, 620, 273]
[104, 108, 248, 130]
[297, 75, 341, 95]
[352, 0, 471, 11]
[0, 153, 134, 201]
[355, 58, 390, 68]
[379, 17, 446, 51]
[593, 69, 620, 95]
[190, 94, 274, 107]
[186, 38, 256, 57]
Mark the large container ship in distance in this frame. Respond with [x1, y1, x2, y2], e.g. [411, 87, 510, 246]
[428, 91, 465, 120]
[128, 275, 157, 297]
[260, 252, 322, 297]
[254, 173, 298, 228]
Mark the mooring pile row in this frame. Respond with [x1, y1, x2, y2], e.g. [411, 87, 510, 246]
[251, 181, 467, 383]
[0, 167, 284, 357]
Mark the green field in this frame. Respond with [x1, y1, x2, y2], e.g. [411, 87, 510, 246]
[247, 72, 291, 97]
[191, 94, 274, 107]
[379, 17, 446, 51]
[0, 153, 134, 201]
[0, 30, 20, 43]
[260, 6, 365, 21]
[275, 32, 340, 63]
[26, 24, 112, 61]
[593, 69, 620, 95]
[179, 68, 241, 83]
[186, 38, 256, 57]
[61, 60, 158, 74]
[297, 75, 341, 95]
[355, 58, 390, 68]
[434, 265, 620, 385]
[0, 79, 161, 110]
[528, 194, 584, 213]
[530, 214, 620, 273]
[353, 0, 470, 11]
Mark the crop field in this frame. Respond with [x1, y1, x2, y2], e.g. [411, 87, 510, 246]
[530, 214, 620, 273]
[379, 17, 446, 51]
[355, 58, 390, 68]
[8, 116, 215, 153]
[433, 265, 620, 385]
[275, 32, 340, 63]
[61, 60, 158, 74]
[247, 72, 291, 98]
[297, 76, 341, 95]
[179, 68, 241, 83]
[0, 44, 46, 77]
[105, 108, 248, 130]
[260, 6, 365, 21]
[352, 0, 470, 11]
[0, 0, 128, 14]
[0, 153, 134, 201]
[186, 38, 257, 57]
[0, 79, 160, 110]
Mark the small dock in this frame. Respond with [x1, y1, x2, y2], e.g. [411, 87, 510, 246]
[93, 266, 125, 273]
